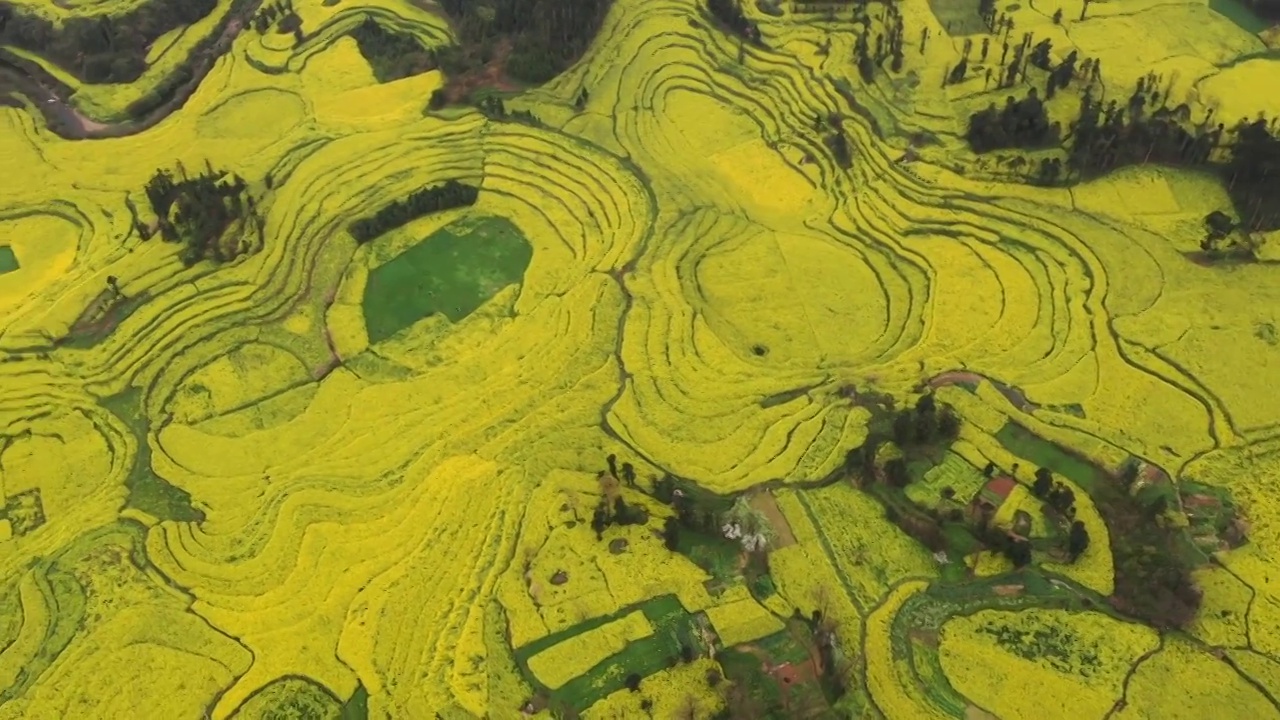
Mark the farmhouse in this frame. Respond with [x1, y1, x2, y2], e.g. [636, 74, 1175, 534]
[968, 475, 1017, 525]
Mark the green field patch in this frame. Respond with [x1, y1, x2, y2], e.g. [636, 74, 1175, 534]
[63, 290, 149, 348]
[673, 526, 742, 589]
[514, 594, 705, 715]
[719, 624, 832, 717]
[0, 246, 17, 274]
[102, 390, 204, 523]
[361, 215, 531, 344]
[227, 675, 344, 719]
[1210, 0, 1270, 33]
[924, 0, 987, 37]
[340, 684, 368, 720]
[995, 422, 1105, 494]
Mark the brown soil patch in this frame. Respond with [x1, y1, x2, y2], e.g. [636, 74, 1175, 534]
[751, 490, 797, 548]
[442, 36, 522, 104]
[908, 628, 940, 648]
[993, 584, 1025, 597]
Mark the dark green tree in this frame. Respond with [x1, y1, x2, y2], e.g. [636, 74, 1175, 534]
[1068, 520, 1090, 560]
[1033, 467, 1053, 498]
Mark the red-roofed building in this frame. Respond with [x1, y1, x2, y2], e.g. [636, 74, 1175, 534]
[969, 475, 1017, 525]
[978, 476, 1018, 505]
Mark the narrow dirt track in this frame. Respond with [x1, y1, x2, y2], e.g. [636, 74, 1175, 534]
[0, 4, 260, 139]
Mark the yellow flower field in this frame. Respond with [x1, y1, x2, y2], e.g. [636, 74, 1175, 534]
[0, 0, 1277, 715]
[865, 580, 950, 720]
[801, 484, 939, 607]
[703, 594, 785, 648]
[939, 608, 1159, 719]
[1114, 636, 1280, 720]
[770, 489, 865, 652]
[582, 658, 724, 719]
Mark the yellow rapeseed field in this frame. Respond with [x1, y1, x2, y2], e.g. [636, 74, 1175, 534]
[769, 494, 865, 654]
[864, 580, 950, 720]
[939, 609, 1159, 719]
[803, 484, 939, 607]
[2, 0, 1278, 715]
[1114, 636, 1280, 720]
[582, 658, 724, 719]
[703, 591, 786, 648]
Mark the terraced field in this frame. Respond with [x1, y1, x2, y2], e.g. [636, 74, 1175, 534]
[1, 0, 1279, 717]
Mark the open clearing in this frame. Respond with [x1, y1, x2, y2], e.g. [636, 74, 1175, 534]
[0, 0, 1278, 717]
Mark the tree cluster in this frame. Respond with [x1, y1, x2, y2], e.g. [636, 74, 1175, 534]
[1031, 467, 1075, 516]
[707, 0, 762, 45]
[589, 454, 645, 539]
[959, 27, 1086, 120]
[591, 494, 648, 539]
[846, 393, 960, 492]
[1198, 211, 1261, 260]
[854, 2, 906, 83]
[1223, 117, 1280, 234]
[967, 58, 1280, 237]
[436, 0, 613, 85]
[1075, 459, 1202, 628]
[0, 0, 217, 84]
[1069, 77, 1280, 235]
[349, 18, 436, 83]
[656, 477, 721, 551]
[1106, 490, 1202, 629]
[251, 0, 301, 37]
[1031, 467, 1090, 559]
[468, 93, 542, 126]
[890, 392, 961, 449]
[966, 89, 1058, 153]
[982, 525, 1033, 567]
[348, 180, 479, 244]
[815, 113, 852, 168]
[140, 162, 259, 266]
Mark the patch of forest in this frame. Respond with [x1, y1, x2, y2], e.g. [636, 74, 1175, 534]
[136, 162, 263, 266]
[348, 180, 479, 244]
[0, 0, 219, 84]
[707, 0, 763, 44]
[1100, 461, 1205, 630]
[965, 52, 1280, 242]
[349, 18, 437, 83]
[435, 0, 614, 85]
